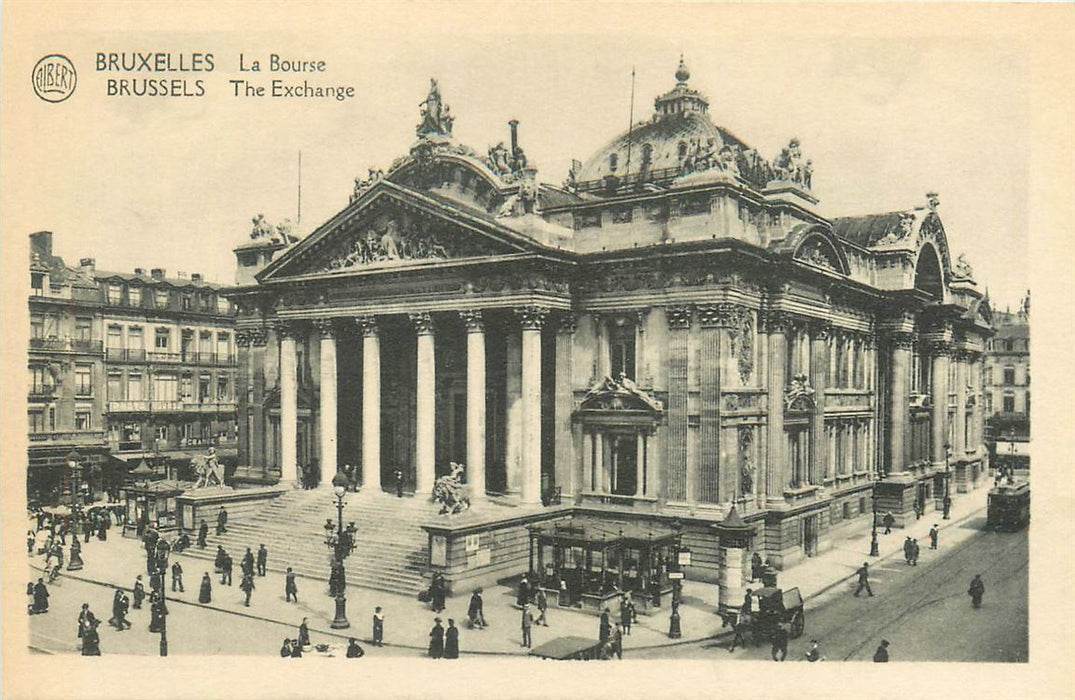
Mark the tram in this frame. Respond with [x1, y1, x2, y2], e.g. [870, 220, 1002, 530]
[986, 480, 1030, 531]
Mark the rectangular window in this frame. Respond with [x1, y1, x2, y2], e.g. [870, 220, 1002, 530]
[1025, 391, 1030, 415]
[75, 317, 93, 340]
[29, 411, 47, 433]
[49, 407, 56, 431]
[128, 285, 142, 307]
[43, 315, 59, 338]
[128, 327, 144, 350]
[199, 374, 211, 402]
[217, 297, 230, 315]
[128, 374, 143, 400]
[107, 325, 123, 349]
[155, 425, 168, 441]
[181, 295, 193, 311]
[154, 373, 178, 401]
[216, 332, 230, 360]
[75, 411, 91, 430]
[74, 365, 93, 396]
[30, 366, 54, 393]
[1003, 394, 1015, 413]
[107, 372, 123, 400]
[155, 289, 170, 309]
[31, 316, 45, 339]
[1003, 367, 1015, 385]
[155, 328, 170, 350]
[181, 375, 193, 401]
[217, 377, 229, 401]
[108, 283, 123, 305]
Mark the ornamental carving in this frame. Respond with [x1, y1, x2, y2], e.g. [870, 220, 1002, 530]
[249, 328, 268, 347]
[355, 316, 379, 338]
[889, 331, 916, 350]
[795, 238, 839, 271]
[738, 427, 755, 496]
[409, 312, 435, 335]
[770, 138, 813, 189]
[666, 305, 692, 330]
[878, 212, 916, 246]
[953, 253, 974, 279]
[731, 311, 755, 384]
[350, 168, 384, 203]
[322, 213, 492, 271]
[557, 313, 578, 335]
[784, 373, 817, 412]
[416, 78, 454, 137]
[459, 309, 484, 333]
[272, 321, 303, 340]
[578, 374, 663, 414]
[313, 318, 337, 338]
[236, 330, 254, 348]
[250, 213, 295, 244]
[469, 273, 570, 295]
[514, 305, 549, 330]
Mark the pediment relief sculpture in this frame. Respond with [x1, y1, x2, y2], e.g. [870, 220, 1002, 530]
[579, 373, 663, 414]
[784, 373, 816, 412]
[794, 238, 839, 271]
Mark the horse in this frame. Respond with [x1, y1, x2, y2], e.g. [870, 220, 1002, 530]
[191, 454, 226, 489]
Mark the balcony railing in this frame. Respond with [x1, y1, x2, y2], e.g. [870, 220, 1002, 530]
[106, 347, 148, 362]
[28, 430, 108, 446]
[107, 400, 237, 414]
[30, 337, 104, 354]
[147, 351, 181, 363]
[28, 388, 57, 400]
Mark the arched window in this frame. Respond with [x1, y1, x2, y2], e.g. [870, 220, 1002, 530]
[913, 244, 944, 300]
[678, 141, 688, 159]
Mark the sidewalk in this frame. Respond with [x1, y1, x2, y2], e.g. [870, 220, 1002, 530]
[27, 486, 989, 656]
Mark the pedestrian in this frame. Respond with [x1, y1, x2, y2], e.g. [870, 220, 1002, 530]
[804, 639, 825, 662]
[257, 544, 268, 576]
[197, 520, 208, 548]
[68, 539, 83, 570]
[83, 518, 93, 543]
[468, 588, 487, 629]
[770, 622, 789, 661]
[619, 595, 633, 634]
[968, 574, 985, 609]
[873, 639, 890, 662]
[727, 608, 750, 652]
[280, 638, 294, 658]
[853, 562, 874, 597]
[27, 530, 35, 555]
[221, 552, 233, 585]
[903, 536, 913, 564]
[77, 603, 94, 647]
[914, 500, 923, 521]
[751, 551, 764, 582]
[394, 469, 404, 498]
[81, 617, 102, 656]
[599, 607, 612, 642]
[429, 617, 445, 658]
[148, 591, 166, 633]
[372, 606, 385, 646]
[199, 572, 212, 604]
[517, 573, 531, 608]
[289, 639, 303, 658]
[242, 547, 255, 577]
[910, 538, 920, 567]
[323, 518, 335, 544]
[285, 567, 298, 602]
[133, 575, 146, 609]
[444, 619, 460, 659]
[214, 545, 226, 573]
[216, 506, 228, 535]
[535, 587, 549, 626]
[31, 578, 49, 614]
[943, 495, 952, 519]
[611, 623, 624, 659]
[171, 561, 184, 592]
[240, 572, 255, 606]
[346, 637, 365, 658]
[430, 572, 446, 613]
[520, 605, 533, 648]
[929, 524, 939, 550]
[298, 617, 311, 649]
[882, 511, 895, 535]
[175, 530, 191, 552]
[114, 591, 132, 630]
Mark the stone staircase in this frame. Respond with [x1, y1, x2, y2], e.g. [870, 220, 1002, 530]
[180, 488, 435, 596]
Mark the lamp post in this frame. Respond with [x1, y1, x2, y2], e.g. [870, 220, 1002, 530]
[329, 472, 350, 629]
[869, 507, 880, 557]
[65, 449, 82, 507]
[943, 443, 952, 519]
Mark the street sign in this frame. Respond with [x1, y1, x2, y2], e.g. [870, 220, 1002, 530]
[668, 572, 685, 580]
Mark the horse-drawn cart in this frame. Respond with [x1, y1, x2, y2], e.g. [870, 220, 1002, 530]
[721, 586, 806, 642]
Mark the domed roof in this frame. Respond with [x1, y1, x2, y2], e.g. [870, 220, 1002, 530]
[574, 59, 762, 189]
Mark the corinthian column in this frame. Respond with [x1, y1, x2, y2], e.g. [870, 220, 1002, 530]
[461, 310, 486, 502]
[316, 319, 338, 480]
[277, 322, 299, 486]
[929, 341, 951, 468]
[516, 305, 548, 505]
[357, 316, 382, 493]
[765, 311, 790, 504]
[411, 312, 436, 494]
[889, 332, 914, 475]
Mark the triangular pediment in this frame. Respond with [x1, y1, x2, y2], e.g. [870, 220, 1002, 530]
[259, 182, 540, 281]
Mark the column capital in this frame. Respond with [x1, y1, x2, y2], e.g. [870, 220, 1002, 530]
[557, 312, 578, 335]
[313, 318, 338, 339]
[355, 315, 379, 338]
[697, 303, 741, 329]
[249, 327, 268, 347]
[409, 311, 435, 335]
[888, 330, 916, 350]
[666, 304, 693, 330]
[514, 305, 549, 331]
[236, 329, 254, 348]
[273, 321, 303, 340]
[808, 320, 833, 341]
[926, 340, 953, 357]
[760, 309, 797, 334]
[459, 309, 485, 333]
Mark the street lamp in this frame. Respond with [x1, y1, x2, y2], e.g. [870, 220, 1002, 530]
[329, 472, 350, 629]
[65, 449, 82, 507]
[943, 443, 952, 520]
[869, 507, 880, 557]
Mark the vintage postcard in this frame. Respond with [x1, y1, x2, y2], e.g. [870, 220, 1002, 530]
[2, 2, 1072, 699]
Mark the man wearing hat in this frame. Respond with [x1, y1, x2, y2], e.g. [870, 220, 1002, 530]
[873, 639, 890, 662]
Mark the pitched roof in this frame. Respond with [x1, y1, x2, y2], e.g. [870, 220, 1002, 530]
[831, 212, 906, 247]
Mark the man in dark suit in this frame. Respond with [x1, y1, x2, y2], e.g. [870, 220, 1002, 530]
[257, 544, 268, 576]
[853, 562, 873, 597]
[873, 639, 890, 662]
[285, 567, 298, 603]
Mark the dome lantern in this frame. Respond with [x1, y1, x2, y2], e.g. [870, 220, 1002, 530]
[675, 54, 691, 87]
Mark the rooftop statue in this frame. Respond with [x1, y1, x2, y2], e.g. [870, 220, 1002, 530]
[416, 78, 454, 137]
[954, 253, 974, 279]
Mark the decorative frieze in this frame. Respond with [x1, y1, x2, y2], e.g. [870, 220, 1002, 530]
[785, 373, 817, 411]
[738, 427, 755, 497]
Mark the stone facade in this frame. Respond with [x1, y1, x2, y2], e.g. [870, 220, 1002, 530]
[227, 62, 993, 571]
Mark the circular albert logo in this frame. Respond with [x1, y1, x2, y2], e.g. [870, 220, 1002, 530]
[32, 54, 77, 103]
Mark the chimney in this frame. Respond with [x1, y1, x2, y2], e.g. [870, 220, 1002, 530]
[151, 268, 165, 280]
[176, 270, 187, 279]
[79, 258, 95, 270]
[191, 273, 203, 283]
[509, 119, 519, 155]
[134, 267, 145, 276]
[30, 231, 53, 258]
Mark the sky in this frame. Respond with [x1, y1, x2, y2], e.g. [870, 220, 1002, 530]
[3, 3, 1033, 312]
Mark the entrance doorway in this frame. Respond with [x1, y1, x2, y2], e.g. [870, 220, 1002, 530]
[611, 434, 638, 496]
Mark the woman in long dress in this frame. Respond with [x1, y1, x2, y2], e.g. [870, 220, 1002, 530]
[444, 619, 459, 659]
[428, 617, 444, 658]
[198, 572, 212, 603]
